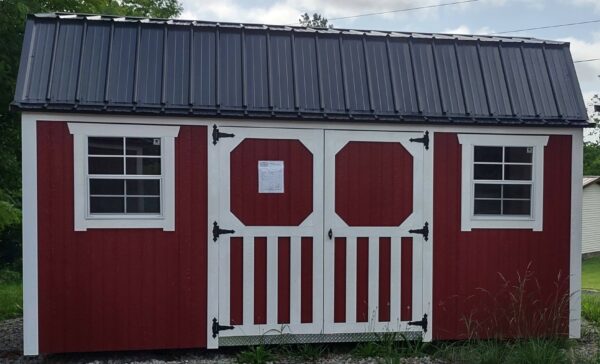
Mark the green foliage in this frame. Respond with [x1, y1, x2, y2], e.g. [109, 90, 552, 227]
[0, 269, 22, 321]
[505, 338, 568, 364]
[583, 257, 600, 291]
[351, 333, 430, 361]
[582, 294, 600, 326]
[298, 12, 332, 28]
[435, 339, 569, 364]
[584, 142, 600, 176]
[277, 343, 327, 362]
[0, 0, 182, 270]
[236, 345, 275, 364]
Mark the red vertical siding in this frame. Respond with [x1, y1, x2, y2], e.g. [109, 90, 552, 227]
[433, 133, 571, 340]
[356, 237, 369, 322]
[378, 237, 391, 322]
[37, 122, 208, 353]
[230, 237, 244, 325]
[301, 237, 314, 323]
[254, 237, 268, 325]
[334, 237, 347, 323]
[400, 237, 413, 322]
[277, 237, 291, 324]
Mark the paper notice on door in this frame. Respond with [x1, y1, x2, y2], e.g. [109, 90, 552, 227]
[258, 160, 284, 193]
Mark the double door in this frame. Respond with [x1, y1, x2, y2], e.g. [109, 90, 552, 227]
[207, 126, 431, 348]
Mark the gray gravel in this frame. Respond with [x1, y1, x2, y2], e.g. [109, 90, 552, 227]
[1, 316, 595, 363]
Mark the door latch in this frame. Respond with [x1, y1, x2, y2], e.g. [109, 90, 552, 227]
[213, 221, 235, 242]
[328, 228, 333, 240]
[409, 222, 429, 241]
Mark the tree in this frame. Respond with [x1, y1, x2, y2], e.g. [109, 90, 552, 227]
[583, 94, 600, 176]
[0, 0, 182, 270]
[299, 12, 332, 28]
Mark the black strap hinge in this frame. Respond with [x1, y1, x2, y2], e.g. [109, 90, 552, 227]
[409, 222, 429, 241]
[212, 318, 234, 338]
[213, 221, 235, 242]
[212, 124, 235, 145]
[409, 131, 429, 150]
[408, 313, 428, 333]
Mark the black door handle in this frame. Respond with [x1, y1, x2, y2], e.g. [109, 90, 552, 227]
[328, 228, 333, 240]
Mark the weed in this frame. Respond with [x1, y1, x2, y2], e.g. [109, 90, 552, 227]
[351, 340, 382, 358]
[0, 270, 22, 321]
[236, 345, 276, 364]
[278, 343, 327, 362]
[583, 294, 600, 327]
[505, 338, 567, 364]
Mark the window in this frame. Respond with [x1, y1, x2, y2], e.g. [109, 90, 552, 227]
[69, 123, 180, 231]
[458, 134, 548, 231]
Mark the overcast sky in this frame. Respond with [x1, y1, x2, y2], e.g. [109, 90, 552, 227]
[179, 0, 599, 108]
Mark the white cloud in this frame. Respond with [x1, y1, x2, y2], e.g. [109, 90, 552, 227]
[560, 0, 600, 13]
[179, 0, 479, 26]
[442, 25, 495, 34]
[559, 34, 600, 99]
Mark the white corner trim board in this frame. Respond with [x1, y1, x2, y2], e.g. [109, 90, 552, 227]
[22, 114, 39, 355]
[68, 122, 180, 231]
[457, 134, 549, 232]
[570, 129, 583, 339]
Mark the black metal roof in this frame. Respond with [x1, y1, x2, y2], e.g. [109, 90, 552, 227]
[12, 13, 589, 126]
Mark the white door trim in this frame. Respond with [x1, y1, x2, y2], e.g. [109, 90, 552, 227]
[322, 130, 433, 340]
[207, 126, 324, 347]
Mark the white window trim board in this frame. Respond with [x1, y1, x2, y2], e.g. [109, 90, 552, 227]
[68, 122, 180, 231]
[457, 134, 549, 231]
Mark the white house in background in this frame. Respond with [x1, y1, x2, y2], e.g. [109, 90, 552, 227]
[583, 176, 600, 256]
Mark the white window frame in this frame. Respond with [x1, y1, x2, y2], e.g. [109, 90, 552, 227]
[458, 134, 548, 231]
[68, 123, 180, 231]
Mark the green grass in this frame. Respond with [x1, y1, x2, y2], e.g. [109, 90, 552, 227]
[583, 256, 600, 291]
[0, 269, 22, 321]
[583, 294, 600, 326]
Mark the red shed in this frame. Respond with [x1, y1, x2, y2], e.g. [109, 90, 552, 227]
[14, 13, 587, 355]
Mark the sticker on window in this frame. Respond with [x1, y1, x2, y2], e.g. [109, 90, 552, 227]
[258, 160, 284, 193]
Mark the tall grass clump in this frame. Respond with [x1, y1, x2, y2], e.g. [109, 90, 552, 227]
[455, 263, 570, 340]
[582, 294, 600, 327]
[0, 268, 22, 321]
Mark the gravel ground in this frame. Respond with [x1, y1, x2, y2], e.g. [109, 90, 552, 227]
[0, 319, 445, 363]
[0, 317, 594, 363]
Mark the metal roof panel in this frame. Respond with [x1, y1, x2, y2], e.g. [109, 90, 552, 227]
[12, 13, 589, 126]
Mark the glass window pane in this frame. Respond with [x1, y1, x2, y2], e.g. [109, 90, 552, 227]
[474, 146, 502, 162]
[505, 165, 532, 180]
[503, 200, 531, 215]
[89, 157, 124, 174]
[88, 137, 123, 155]
[126, 138, 161, 156]
[126, 197, 160, 213]
[474, 184, 501, 198]
[505, 147, 532, 163]
[90, 196, 124, 213]
[474, 164, 502, 180]
[474, 199, 501, 215]
[126, 179, 160, 196]
[90, 179, 124, 195]
[503, 184, 531, 199]
[126, 157, 161, 175]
